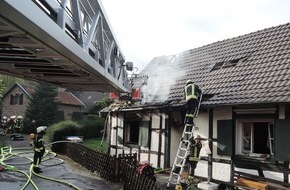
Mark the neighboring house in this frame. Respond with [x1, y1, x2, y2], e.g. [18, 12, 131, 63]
[105, 22, 290, 185]
[57, 90, 85, 120]
[66, 89, 108, 113]
[2, 83, 85, 120]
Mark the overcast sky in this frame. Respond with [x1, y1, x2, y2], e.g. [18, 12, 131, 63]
[100, 0, 290, 71]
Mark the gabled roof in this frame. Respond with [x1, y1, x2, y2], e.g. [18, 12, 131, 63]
[3, 83, 84, 107]
[142, 22, 290, 106]
[58, 91, 85, 107]
[3, 82, 33, 99]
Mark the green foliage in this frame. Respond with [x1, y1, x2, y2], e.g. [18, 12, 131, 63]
[0, 78, 4, 116]
[24, 83, 60, 127]
[83, 138, 107, 153]
[72, 112, 83, 121]
[0, 138, 5, 149]
[46, 120, 82, 143]
[80, 115, 105, 139]
[55, 110, 65, 123]
[89, 97, 113, 115]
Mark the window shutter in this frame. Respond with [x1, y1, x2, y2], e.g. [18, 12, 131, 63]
[217, 120, 233, 156]
[274, 119, 290, 162]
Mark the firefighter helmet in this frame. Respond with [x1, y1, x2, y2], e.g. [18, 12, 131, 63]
[36, 126, 47, 134]
[10, 115, 17, 119]
[186, 80, 193, 85]
[2, 116, 7, 122]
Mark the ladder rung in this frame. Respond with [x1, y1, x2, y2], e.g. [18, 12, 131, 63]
[168, 181, 178, 185]
[179, 147, 187, 151]
[177, 155, 186, 159]
[184, 132, 192, 135]
[175, 164, 183, 168]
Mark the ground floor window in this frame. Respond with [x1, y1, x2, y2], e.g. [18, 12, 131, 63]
[238, 121, 273, 156]
[125, 120, 149, 147]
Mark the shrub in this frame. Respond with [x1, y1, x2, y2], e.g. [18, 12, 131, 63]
[72, 112, 83, 121]
[46, 120, 83, 153]
[46, 120, 82, 143]
[81, 115, 105, 139]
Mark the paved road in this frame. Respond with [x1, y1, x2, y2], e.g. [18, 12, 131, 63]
[0, 135, 123, 190]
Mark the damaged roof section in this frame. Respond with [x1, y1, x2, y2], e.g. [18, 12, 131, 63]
[141, 22, 290, 106]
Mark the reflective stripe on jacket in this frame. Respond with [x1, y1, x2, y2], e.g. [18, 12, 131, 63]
[189, 141, 202, 162]
[185, 84, 197, 101]
[34, 135, 45, 152]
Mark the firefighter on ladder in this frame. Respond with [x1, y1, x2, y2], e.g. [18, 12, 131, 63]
[33, 126, 47, 173]
[184, 80, 202, 124]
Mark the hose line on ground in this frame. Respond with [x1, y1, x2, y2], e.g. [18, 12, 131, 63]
[0, 141, 85, 190]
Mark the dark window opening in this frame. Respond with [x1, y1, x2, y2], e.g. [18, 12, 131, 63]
[242, 122, 273, 155]
[10, 94, 14, 105]
[125, 121, 139, 144]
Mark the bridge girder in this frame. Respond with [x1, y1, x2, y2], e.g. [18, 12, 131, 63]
[0, 0, 131, 92]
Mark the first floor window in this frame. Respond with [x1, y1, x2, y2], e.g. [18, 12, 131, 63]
[241, 122, 273, 155]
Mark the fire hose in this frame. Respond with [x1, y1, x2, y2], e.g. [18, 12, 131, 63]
[0, 142, 81, 190]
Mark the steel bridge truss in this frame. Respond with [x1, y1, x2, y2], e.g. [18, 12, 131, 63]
[0, 0, 131, 92]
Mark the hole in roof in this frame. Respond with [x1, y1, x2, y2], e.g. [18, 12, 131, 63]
[210, 58, 241, 71]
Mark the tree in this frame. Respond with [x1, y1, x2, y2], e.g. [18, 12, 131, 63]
[25, 83, 60, 127]
[89, 97, 113, 115]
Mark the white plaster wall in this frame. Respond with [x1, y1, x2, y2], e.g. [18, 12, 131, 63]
[212, 162, 231, 182]
[139, 148, 150, 163]
[170, 126, 181, 166]
[110, 114, 117, 147]
[195, 112, 209, 157]
[235, 167, 285, 182]
[117, 114, 124, 147]
[151, 154, 158, 168]
[151, 113, 160, 154]
[195, 160, 208, 178]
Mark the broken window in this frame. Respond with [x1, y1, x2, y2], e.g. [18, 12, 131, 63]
[241, 122, 273, 155]
[124, 120, 149, 147]
[125, 120, 139, 144]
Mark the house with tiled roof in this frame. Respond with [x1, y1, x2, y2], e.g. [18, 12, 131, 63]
[105, 22, 290, 187]
[2, 83, 85, 120]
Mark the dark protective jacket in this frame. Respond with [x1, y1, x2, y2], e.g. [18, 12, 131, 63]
[188, 140, 202, 162]
[34, 134, 45, 154]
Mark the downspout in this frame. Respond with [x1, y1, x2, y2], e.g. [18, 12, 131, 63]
[165, 109, 171, 168]
[230, 106, 236, 184]
[157, 114, 163, 168]
[108, 112, 112, 155]
[149, 113, 152, 156]
[122, 112, 126, 155]
[208, 108, 213, 182]
[115, 112, 118, 156]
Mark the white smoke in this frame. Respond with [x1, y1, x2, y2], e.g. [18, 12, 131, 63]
[141, 54, 185, 103]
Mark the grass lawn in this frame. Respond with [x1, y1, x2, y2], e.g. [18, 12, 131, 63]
[83, 137, 107, 153]
[0, 138, 5, 149]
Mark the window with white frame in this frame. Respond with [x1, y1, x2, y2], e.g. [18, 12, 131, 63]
[240, 122, 273, 155]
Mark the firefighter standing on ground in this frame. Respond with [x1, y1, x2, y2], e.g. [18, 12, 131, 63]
[187, 135, 202, 180]
[33, 126, 47, 173]
[184, 80, 202, 124]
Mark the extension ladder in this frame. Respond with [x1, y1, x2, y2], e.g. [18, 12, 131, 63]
[167, 94, 202, 189]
